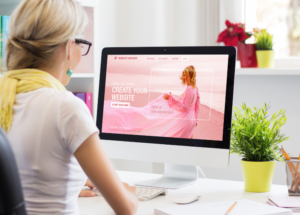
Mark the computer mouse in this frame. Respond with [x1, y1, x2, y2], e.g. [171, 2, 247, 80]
[173, 194, 200, 204]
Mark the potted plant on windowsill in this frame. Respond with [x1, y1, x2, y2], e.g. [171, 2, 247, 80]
[254, 29, 274, 68]
[216, 20, 257, 68]
[231, 103, 289, 192]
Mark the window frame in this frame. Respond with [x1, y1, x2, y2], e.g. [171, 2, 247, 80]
[219, 0, 300, 68]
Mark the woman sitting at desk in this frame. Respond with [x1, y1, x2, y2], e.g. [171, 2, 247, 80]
[0, 0, 138, 214]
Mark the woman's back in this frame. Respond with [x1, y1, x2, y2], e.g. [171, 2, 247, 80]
[7, 87, 98, 215]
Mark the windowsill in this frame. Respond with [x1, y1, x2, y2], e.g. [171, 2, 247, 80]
[235, 60, 300, 75]
[236, 68, 300, 75]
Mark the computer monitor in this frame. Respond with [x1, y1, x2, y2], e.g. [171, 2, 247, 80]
[97, 47, 236, 189]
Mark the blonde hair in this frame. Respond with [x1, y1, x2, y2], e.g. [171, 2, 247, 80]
[1, 0, 88, 72]
[180, 65, 196, 88]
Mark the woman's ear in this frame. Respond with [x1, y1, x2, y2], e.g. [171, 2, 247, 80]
[67, 39, 75, 61]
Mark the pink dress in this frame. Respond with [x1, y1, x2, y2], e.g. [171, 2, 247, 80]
[102, 86, 200, 138]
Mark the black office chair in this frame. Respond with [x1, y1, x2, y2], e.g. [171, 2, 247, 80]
[0, 128, 27, 215]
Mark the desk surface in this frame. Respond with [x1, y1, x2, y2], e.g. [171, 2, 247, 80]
[78, 171, 295, 215]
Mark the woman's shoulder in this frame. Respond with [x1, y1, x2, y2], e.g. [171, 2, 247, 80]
[57, 90, 87, 111]
[27, 88, 86, 110]
[40, 87, 78, 100]
[16, 87, 72, 101]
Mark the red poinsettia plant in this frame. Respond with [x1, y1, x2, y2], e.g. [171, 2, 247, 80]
[217, 20, 252, 46]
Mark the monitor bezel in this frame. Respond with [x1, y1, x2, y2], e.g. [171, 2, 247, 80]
[97, 46, 236, 150]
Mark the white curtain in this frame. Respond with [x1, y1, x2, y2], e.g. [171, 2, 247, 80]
[99, 0, 220, 48]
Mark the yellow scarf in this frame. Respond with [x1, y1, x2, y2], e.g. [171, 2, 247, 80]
[0, 69, 66, 132]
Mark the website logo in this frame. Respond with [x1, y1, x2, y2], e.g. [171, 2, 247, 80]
[114, 56, 117, 60]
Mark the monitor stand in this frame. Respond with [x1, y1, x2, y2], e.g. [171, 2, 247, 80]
[134, 163, 198, 189]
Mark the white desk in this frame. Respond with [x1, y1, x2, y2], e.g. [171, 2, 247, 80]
[78, 171, 295, 215]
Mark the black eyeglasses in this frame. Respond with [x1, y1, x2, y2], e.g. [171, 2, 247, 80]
[75, 39, 92, 56]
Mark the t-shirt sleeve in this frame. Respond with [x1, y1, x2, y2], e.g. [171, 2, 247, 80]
[59, 92, 99, 154]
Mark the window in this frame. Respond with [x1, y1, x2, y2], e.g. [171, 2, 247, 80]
[245, 0, 300, 58]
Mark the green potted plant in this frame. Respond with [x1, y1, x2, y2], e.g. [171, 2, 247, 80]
[231, 103, 289, 192]
[254, 29, 274, 68]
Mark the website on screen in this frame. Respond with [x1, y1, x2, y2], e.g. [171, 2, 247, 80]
[102, 55, 228, 141]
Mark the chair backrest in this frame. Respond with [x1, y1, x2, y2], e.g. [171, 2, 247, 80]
[0, 128, 27, 215]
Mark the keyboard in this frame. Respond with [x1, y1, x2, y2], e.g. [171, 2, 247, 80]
[82, 186, 167, 201]
[135, 186, 167, 201]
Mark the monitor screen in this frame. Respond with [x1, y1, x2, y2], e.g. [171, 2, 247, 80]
[101, 54, 228, 142]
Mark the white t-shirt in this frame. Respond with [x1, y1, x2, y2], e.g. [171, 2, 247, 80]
[6, 88, 99, 215]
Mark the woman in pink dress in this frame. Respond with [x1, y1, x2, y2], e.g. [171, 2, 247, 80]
[102, 65, 200, 139]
